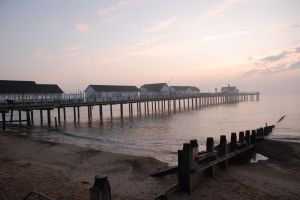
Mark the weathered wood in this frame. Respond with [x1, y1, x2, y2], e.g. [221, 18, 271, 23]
[40, 110, 43, 125]
[205, 137, 216, 177]
[90, 176, 111, 200]
[2, 112, 6, 130]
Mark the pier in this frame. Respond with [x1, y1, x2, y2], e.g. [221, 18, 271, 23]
[0, 92, 259, 130]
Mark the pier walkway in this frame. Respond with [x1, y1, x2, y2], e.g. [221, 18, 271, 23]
[0, 92, 259, 130]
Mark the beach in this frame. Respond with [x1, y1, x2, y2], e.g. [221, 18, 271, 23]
[0, 133, 300, 200]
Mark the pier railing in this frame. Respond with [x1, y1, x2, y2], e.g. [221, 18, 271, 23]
[0, 92, 259, 109]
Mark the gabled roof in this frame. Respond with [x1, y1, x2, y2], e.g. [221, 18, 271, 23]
[171, 86, 189, 91]
[0, 80, 40, 94]
[140, 83, 168, 91]
[37, 84, 64, 94]
[0, 80, 64, 94]
[87, 85, 139, 92]
[171, 86, 200, 92]
[189, 86, 200, 91]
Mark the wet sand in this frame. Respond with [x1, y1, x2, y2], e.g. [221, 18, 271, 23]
[0, 133, 300, 200]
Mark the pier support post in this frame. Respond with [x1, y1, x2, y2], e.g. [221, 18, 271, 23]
[57, 108, 61, 125]
[2, 112, 6, 130]
[47, 109, 51, 126]
[77, 107, 80, 121]
[63, 107, 66, 121]
[110, 104, 113, 120]
[99, 105, 103, 122]
[19, 110, 22, 125]
[73, 107, 76, 122]
[10, 110, 13, 124]
[31, 110, 34, 125]
[26, 110, 31, 126]
[40, 110, 43, 125]
[120, 104, 123, 119]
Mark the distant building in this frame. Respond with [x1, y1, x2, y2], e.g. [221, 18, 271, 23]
[0, 80, 64, 102]
[84, 85, 139, 101]
[140, 83, 170, 97]
[170, 86, 200, 96]
[221, 84, 239, 93]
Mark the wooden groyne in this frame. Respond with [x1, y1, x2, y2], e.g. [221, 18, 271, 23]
[154, 124, 275, 199]
[0, 92, 259, 130]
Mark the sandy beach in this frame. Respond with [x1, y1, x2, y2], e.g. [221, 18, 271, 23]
[0, 133, 300, 200]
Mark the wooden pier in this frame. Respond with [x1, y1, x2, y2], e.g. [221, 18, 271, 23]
[0, 92, 259, 130]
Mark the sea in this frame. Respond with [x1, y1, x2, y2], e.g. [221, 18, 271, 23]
[5, 94, 300, 165]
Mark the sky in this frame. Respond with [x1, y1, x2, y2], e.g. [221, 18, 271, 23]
[0, 0, 300, 94]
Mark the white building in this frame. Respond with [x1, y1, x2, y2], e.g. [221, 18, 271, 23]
[221, 84, 239, 93]
[0, 80, 64, 103]
[84, 85, 139, 101]
[139, 83, 170, 97]
[170, 86, 200, 96]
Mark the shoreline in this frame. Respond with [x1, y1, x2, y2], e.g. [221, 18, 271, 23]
[1, 132, 300, 200]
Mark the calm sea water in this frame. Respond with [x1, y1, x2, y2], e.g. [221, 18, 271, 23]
[6, 94, 300, 165]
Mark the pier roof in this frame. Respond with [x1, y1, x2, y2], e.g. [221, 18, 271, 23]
[140, 83, 168, 91]
[0, 80, 40, 94]
[36, 84, 64, 94]
[87, 85, 139, 92]
[170, 86, 189, 91]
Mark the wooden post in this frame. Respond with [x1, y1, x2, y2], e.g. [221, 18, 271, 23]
[77, 107, 80, 121]
[206, 137, 215, 177]
[2, 112, 6, 130]
[230, 132, 237, 152]
[99, 105, 103, 122]
[239, 131, 245, 143]
[251, 130, 256, 143]
[31, 110, 34, 125]
[55, 117, 57, 129]
[120, 104, 123, 119]
[40, 110, 43, 125]
[178, 143, 192, 193]
[90, 176, 111, 200]
[47, 109, 51, 126]
[110, 104, 113, 120]
[19, 110, 22, 125]
[245, 130, 251, 145]
[10, 110, 13, 124]
[63, 107, 66, 121]
[219, 135, 228, 169]
[26, 110, 31, 126]
[73, 107, 76, 122]
[57, 108, 61, 125]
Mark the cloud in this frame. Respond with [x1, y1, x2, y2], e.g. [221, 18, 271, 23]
[183, 0, 254, 29]
[295, 47, 300, 53]
[261, 51, 289, 62]
[241, 69, 260, 78]
[260, 65, 287, 75]
[207, 0, 252, 16]
[143, 16, 177, 33]
[97, 0, 143, 17]
[75, 22, 91, 33]
[199, 30, 253, 44]
[289, 60, 300, 70]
